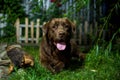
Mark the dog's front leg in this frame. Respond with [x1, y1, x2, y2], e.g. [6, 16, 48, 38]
[52, 61, 65, 73]
[8, 62, 14, 74]
[48, 60, 65, 74]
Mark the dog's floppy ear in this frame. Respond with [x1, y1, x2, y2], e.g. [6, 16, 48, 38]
[65, 18, 76, 33]
[42, 22, 49, 36]
[70, 20, 76, 33]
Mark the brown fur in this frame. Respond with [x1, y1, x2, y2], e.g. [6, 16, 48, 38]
[6, 45, 34, 74]
[40, 18, 85, 74]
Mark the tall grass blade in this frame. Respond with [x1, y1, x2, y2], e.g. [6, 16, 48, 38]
[95, 45, 99, 56]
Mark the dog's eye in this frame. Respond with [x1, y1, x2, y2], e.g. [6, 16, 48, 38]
[64, 25, 69, 28]
[52, 25, 57, 29]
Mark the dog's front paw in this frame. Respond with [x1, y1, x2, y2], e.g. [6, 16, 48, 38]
[53, 62, 65, 73]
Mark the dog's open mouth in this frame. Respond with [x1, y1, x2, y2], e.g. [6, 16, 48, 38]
[54, 42, 66, 51]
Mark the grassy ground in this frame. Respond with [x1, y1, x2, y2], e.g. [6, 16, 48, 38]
[6, 43, 120, 80]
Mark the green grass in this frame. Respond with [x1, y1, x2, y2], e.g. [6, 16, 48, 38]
[7, 44, 120, 80]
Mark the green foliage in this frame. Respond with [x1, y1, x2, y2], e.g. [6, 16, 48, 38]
[30, 0, 63, 23]
[62, 0, 88, 19]
[0, 0, 26, 41]
[3, 0, 25, 24]
[30, 0, 89, 23]
[2, 24, 15, 37]
[85, 44, 120, 80]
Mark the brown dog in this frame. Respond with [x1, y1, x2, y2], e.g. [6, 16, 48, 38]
[6, 44, 34, 74]
[40, 18, 85, 74]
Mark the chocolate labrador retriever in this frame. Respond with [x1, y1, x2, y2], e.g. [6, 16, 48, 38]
[40, 18, 85, 74]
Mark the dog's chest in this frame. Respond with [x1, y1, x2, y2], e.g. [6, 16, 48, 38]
[51, 49, 71, 62]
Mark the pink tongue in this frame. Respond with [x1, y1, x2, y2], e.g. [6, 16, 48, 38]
[56, 42, 66, 51]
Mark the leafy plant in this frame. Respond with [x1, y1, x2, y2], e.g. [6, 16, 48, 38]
[0, 0, 26, 42]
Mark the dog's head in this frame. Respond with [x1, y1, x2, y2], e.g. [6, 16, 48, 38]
[42, 18, 75, 51]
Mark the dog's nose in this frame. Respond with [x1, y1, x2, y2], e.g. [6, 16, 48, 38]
[59, 31, 65, 36]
